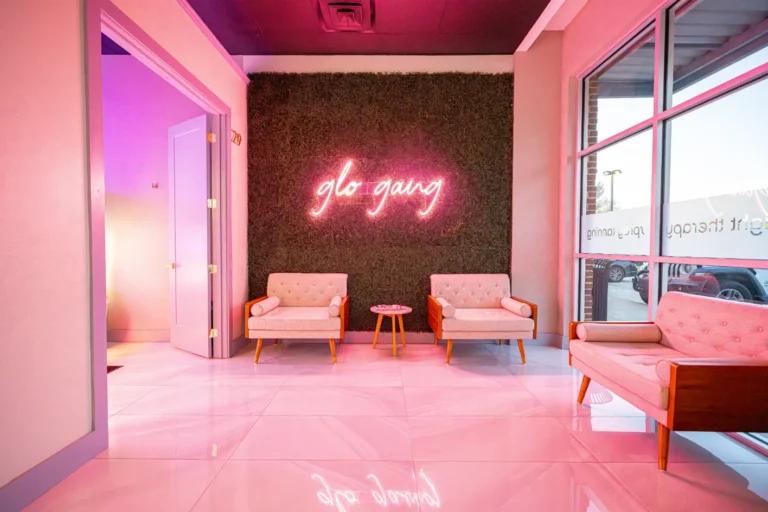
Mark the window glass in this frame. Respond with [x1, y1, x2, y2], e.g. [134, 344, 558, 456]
[670, 0, 768, 106]
[662, 78, 768, 259]
[580, 258, 649, 321]
[660, 263, 768, 305]
[580, 130, 652, 255]
[584, 29, 656, 146]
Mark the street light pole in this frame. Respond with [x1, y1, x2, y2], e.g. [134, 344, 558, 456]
[603, 169, 622, 211]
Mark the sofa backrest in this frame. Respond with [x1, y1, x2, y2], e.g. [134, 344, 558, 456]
[267, 273, 347, 307]
[655, 292, 768, 359]
[430, 274, 510, 309]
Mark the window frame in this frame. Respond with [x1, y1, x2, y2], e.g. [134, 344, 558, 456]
[572, 0, 768, 323]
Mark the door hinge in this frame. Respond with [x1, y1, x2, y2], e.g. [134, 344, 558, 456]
[208, 264, 218, 274]
[208, 328, 218, 339]
[207, 198, 217, 209]
[206, 132, 217, 143]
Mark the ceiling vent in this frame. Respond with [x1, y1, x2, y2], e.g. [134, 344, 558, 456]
[318, 0, 374, 33]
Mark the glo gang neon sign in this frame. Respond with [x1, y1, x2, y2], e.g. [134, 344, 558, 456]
[310, 160, 444, 218]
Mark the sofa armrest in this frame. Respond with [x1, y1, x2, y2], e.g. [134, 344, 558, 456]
[510, 296, 538, 339]
[340, 295, 350, 339]
[427, 295, 442, 338]
[244, 296, 268, 338]
[668, 359, 768, 432]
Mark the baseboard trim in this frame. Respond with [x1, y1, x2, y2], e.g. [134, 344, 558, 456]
[107, 329, 169, 342]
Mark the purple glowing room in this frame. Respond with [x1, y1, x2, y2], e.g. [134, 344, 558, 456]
[2, 0, 768, 510]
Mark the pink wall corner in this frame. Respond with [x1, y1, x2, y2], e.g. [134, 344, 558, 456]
[512, 31, 564, 337]
[102, 55, 205, 340]
[111, 0, 249, 341]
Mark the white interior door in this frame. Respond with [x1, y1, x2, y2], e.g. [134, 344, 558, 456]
[168, 114, 212, 357]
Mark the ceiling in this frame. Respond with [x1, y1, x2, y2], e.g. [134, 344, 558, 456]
[186, 0, 550, 55]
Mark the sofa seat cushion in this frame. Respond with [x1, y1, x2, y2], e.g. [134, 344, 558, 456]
[442, 308, 534, 332]
[248, 307, 340, 331]
[570, 340, 684, 409]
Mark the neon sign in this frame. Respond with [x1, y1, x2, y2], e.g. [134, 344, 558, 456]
[312, 470, 440, 512]
[310, 160, 443, 218]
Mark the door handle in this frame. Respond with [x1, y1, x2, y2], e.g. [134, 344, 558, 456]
[167, 263, 175, 270]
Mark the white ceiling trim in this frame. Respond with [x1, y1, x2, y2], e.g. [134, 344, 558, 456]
[241, 55, 514, 74]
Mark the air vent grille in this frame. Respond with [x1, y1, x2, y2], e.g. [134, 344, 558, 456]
[319, 0, 374, 32]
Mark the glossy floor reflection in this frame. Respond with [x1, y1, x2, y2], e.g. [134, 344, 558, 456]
[24, 341, 768, 511]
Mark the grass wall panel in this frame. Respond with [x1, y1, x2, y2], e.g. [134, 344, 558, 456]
[248, 73, 513, 331]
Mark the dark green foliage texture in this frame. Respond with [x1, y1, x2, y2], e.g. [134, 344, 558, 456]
[248, 73, 513, 331]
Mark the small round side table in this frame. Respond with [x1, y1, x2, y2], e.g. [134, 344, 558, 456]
[370, 305, 412, 356]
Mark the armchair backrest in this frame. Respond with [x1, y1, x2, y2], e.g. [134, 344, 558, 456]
[655, 292, 768, 359]
[430, 274, 510, 309]
[267, 273, 347, 307]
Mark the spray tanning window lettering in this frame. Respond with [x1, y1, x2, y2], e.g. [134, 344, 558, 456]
[310, 160, 443, 218]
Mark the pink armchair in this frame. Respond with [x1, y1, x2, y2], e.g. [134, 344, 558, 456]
[569, 292, 768, 471]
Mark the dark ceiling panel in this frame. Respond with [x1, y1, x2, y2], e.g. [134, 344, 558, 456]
[186, 0, 549, 55]
[101, 34, 129, 55]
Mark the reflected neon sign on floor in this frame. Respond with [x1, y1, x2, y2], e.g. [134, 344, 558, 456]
[312, 470, 440, 511]
[310, 160, 444, 218]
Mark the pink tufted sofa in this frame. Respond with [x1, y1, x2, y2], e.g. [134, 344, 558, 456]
[570, 291, 768, 471]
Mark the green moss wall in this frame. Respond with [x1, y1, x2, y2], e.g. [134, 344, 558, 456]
[248, 73, 513, 331]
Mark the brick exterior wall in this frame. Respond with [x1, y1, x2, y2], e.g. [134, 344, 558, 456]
[583, 80, 599, 320]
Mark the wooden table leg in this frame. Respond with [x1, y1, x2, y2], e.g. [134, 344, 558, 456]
[391, 315, 397, 357]
[398, 315, 406, 347]
[372, 314, 383, 348]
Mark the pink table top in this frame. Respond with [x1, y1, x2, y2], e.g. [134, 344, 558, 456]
[371, 305, 412, 315]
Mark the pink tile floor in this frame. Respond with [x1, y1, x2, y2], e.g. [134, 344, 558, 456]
[25, 341, 768, 511]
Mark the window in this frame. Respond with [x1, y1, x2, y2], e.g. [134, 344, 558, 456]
[574, 0, 768, 451]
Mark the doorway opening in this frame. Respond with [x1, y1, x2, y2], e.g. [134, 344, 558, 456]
[102, 37, 213, 357]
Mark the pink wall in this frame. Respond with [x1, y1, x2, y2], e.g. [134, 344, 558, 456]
[102, 55, 205, 342]
[511, 31, 563, 338]
[111, 0, 249, 340]
[556, 0, 665, 335]
[0, 0, 93, 488]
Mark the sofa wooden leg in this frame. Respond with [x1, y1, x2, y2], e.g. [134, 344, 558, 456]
[576, 375, 591, 404]
[434, 334, 439, 345]
[446, 339, 454, 364]
[273, 339, 278, 345]
[329, 338, 337, 364]
[517, 339, 526, 364]
[499, 339, 503, 345]
[658, 424, 670, 471]
[254, 338, 264, 364]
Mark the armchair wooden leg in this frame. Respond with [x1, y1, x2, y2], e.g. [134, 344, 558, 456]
[372, 314, 383, 348]
[446, 339, 454, 364]
[273, 339, 278, 345]
[328, 338, 337, 364]
[576, 375, 591, 404]
[517, 339, 526, 364]
[254, 338, 264, 364]
[434, 334, 439, 345]
[398, 315, 406, 347]
[658, 424, 670, 471]
[499, 339, 503, 345]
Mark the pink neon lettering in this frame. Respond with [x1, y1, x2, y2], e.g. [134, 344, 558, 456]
[312, 471, 440, 510]
[312, 160, 444, 218]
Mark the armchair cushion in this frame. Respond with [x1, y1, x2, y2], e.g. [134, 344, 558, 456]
[435, 297, 455, 318]
[250, 296, 280, 317]
[328, 295, 342, 317]
[570, 340, 682, 409]
[247, 307, 340, 331]
[576, 323, 661, 343]
[443, 308, 534, 332]
[501, 297, 532, 318]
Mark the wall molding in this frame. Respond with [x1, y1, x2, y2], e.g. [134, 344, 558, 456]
[242, 55, 514, 74]
[107, 329, 170, 342]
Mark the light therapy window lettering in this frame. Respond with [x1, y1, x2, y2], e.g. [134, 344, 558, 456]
[310, 160, 444, 218]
